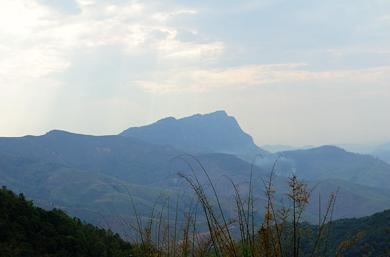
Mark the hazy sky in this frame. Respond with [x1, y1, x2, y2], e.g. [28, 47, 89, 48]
[1, 0, 389, 145]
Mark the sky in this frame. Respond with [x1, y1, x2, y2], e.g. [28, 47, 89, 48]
[0, 0, 389, 145]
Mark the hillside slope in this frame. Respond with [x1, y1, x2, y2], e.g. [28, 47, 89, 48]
[306, 209, 390, 257]
[0, 130, 181, 184]
[0, 187, 133, 257]
[279, 145, 390, 190]
[0, 132, 270, 233]
[2, 185, 390, 257]
[372, 143, 390, 165]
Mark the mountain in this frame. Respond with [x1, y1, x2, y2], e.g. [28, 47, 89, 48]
[0, 130, 182, 184]
[0, 129, 271, 187]
[303, 209, 390, 257]
[337, 143, 379, 154]
[0, 130, 271, 234]
[120, 110, 267, 158]
[0, 186, 133, 257]
[372, 143, 390, 165]
[0, 152, 170, 221]
[335, 142, 390, 165]
[278, 145, 390, 190]
[2, 130, 390, 228]
[1, 114, 390, 234]
[305, 179, 390, 219]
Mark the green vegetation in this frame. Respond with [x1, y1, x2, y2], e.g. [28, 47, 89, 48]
[1, 178, 390, 257]
[324, 209, 390, 256]
[121, 160, 390, 257]
[0, 186, 133, 257]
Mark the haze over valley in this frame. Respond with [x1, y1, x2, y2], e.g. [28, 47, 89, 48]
[2, 111, 390, 235]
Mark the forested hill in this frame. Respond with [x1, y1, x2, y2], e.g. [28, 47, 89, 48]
[296, 208, 390, 257]
[324, 209, 390, 256]
[0, 186, 133, 257]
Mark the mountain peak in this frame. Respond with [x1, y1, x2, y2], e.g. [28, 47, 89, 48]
[188, 110, 233, 122]
[203, 110, 228, 117]
[45, 129, 73, 136]
[156, 116, 176, 124]
[120, 111, 266, 156]
[158, 110, 229, 123]
[311, 145, 347, 154]
[44, 130, 94, 139]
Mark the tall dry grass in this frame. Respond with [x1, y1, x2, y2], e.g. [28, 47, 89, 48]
[126, 156, 341, 257]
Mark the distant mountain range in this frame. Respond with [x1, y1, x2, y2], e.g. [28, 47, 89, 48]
[372, 143, 390, 165]
[338, 142, 390, 165]
[120, 110, 268, 158]
[278, 145, 390, 190]
[0, 128, 268, 232]
[1, 110, 390, 235]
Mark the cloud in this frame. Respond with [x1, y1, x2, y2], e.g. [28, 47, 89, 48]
[0, 0, 221, 88]
[1, 0, 390, 143]
[0, 0, 225, 135]
[157, 40, 224, 59]
[379, 15, 390, 24]
[136, 64, 390, 94]
[326, 46, 390, 57]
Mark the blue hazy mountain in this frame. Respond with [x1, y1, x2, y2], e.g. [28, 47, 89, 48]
[278, 145, 390, 190]
[120, 110, 268, 158]
[372, 143, 390, 165]
[0, 130, 182, 184]
[1, 113, 390, 234]
[0, 130, 269, 238]
[336, 142, 390, 165]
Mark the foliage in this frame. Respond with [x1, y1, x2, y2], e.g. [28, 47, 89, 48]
[324, 209, 390, 257]
[0, 186, 134, 257]
[125, 156, 390, 257]
[125, 155, 338, 257]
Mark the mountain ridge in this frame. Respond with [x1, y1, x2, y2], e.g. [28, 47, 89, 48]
[277, 145, 390, 190]
[1, 111, 390, 235]
[120, 110, 268, 157]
